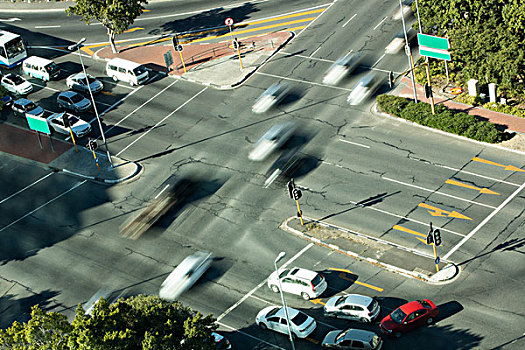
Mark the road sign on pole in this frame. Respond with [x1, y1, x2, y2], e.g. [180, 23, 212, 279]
[225, 17, 234, 26]
[26, 115, 51, 134]
[418, 33, 451, 61]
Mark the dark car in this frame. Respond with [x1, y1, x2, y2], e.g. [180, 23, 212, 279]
[57, 91, 92, 113]
[380, 299, 439, 338]
[12, 98, 44, 118]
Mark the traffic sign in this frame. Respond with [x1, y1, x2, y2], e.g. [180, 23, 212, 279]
[26, 115, 51, 134]
[163, 50, 173, 69]
[225, 17, 234, 26]
[418, 33, 451, 61]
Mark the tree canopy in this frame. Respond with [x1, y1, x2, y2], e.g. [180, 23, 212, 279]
[0, 295, 217, 350]
[416, 0, 525, 94]
[65, 0, 148, 53]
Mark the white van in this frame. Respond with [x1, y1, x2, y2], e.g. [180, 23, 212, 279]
[106, 58, 149, 86]
[22, 56, 60, 81]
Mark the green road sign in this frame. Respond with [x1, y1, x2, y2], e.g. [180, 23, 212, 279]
[418, 33, 451, 61]
[27, 115, 51, 134]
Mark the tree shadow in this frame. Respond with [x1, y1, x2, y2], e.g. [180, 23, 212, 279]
[458, 237, 525, 266]
[0, 289, 60, 329]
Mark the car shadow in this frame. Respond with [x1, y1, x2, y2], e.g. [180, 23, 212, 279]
[435, 300, 463, 323]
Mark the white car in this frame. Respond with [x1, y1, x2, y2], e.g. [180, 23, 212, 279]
[159, 251, 213, 300]
[347, 72, 383, 105]
[66, 72, 103, 94]
[256, 306, 317, 339]
[252, 83, 290, 113]
[322, 52, 363, 85]
[392, 3, 413, 21]
[46, 111, 91, 138]
[385, 28, 417, 54]
[268, 266, 327, 300]
[324, 294, 380, 322]
[322, 329, 383, 349]
[248, 121, 296, 161]
[1, 73, 33, 95]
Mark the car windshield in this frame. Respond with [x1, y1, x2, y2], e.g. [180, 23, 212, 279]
[370, 335, 381, 348]
[278, 269, 290, 279]
[368, 298, 378, 311]
[70, 94, 84, 103]
[266, 307, 279, 318]
[133, 66, 147, 75]
[45, 63, 59, 73]
[25, 102, 36, 111]
[291, 312, 307, 326]
[390, 308, 407, 324]
[11, 75, 24, 84]
[335, 329, 349, 341]
[419, 300, 432, 309]
[84, 76, 96, 84]
[311, 273, 323, 286]
[334, 296, 346, 306]
[68, 116, 80, 124]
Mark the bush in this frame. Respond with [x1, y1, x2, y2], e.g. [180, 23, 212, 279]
[376, 95, 508, 143]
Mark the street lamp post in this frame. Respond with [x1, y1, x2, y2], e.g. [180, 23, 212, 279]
[68, 38, 113, 167]
[399, 0, 418, 103]
[274, 252, 295, 350]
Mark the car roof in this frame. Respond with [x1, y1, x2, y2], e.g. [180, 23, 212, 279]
[399, 300, 423, 313]
[71, 72, 91, 79]
[343, 329, 377, 342]
[59, 91, 77, 98]
[290, 267, 317, 280]
[275, 307, 299, 318]
[14, 98, 32, 105]
[343, 294, 373, 306]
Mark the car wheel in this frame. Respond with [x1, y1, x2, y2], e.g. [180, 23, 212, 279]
[301, 292, 310, 300]
[359, 317, 369, 323]
[394, 331, 402, 338]
[426, 317, 434, 325]
[258, 322, 267, 330]
[270, 285, 280, 293]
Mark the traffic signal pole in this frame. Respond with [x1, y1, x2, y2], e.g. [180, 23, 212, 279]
[296, 200, 304, 226]
[425, 59, 436, 115]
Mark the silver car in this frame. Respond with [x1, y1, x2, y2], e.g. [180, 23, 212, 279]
[323, 52, 363, 86]
[324, 294, 380, 322]
[159, 251, 213, 300]
[57, 91, 92, 113]
[322, 329, 383, 349]
[347, 72, 383, 105]
[252, 83, 290, 113]
[249, 121, 296, 161]
[66, 72, 103, 94]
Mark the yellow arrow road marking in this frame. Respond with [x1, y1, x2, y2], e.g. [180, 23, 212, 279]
[123, 27, 144, 33]
[472, 157, 525, 172]
[100, 91, 114, 96]
[418, 203, 472, 220]
[309, 298, 325, 306]
[306, 337, 320, 344]
[392, 225, 426, 238]
[445, 179, 499, 195]
[328, 268, 384, 292]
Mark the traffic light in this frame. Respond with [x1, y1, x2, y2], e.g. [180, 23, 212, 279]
[62, 114, 70, 128]
[287, 180, 294, 199]
[232, 39, 239, 50]
[172, 35, 179, 47]
[426, 231, 434, 245]
[388, 71, 394, 88]
[292, 188, 302, 201]
[88, 139, 98, 151]
[424, 83, 433, 98]
[433, 229, 442, 246]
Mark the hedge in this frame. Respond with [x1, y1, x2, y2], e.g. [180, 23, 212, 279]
[376, 95, 509, 143]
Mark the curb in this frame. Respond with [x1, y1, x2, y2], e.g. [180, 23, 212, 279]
[371, 103, 525, 156]
[280, 216, 460, 284]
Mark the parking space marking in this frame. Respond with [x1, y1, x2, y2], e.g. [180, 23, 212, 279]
[0, 172, 53, 205]
[328, 268, 384, 292]
[216, 321, 286, 350]
[342, 14, 357, 28]
[444, 180, 525, 259]
[339, 138, 370, 148]
[373, 16, 388, 30]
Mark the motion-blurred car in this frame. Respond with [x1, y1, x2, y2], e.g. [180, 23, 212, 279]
[57, 91, 92, 113]
[12, 98, 44, 118]
[380, 299, 439, 338]
[212, 332, 232, 350]
[256, 306, 317, 339]
[249, 121, 296, 161]
[268, 266, 327, 300]
[322, 328, 383, 349]
[263, 147, 303, 188]
[347, 72, 383, 105]
[66, 72, 104, 94]
[322, 52, 363, 85]
[385, 27, 417, 54]
[392, 1, 413, 20]
[47, 111, 91, 138]
[159, 250, 213, 300]
[324, 294, 380, 322]
[1, 73, 33, 96]
[252, 83, 290, 113]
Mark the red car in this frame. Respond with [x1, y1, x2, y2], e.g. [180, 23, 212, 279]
[380, 299, 438, 338]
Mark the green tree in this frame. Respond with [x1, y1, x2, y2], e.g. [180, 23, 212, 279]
[65, 0, 148, 53]
[0, 295, 217, 350]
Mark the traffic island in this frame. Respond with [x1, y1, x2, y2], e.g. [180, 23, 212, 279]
[281, 216, 460, 284]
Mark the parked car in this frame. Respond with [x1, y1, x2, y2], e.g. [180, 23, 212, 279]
[12, 98, 44, 118]
[256, 306, 316, 339]
[249, 121, 296, 161]
[322, 52, 363, 85]
[346, 72, 383, 105]
[159, 251, 213, 300]
[322, 328, 383, 349]
[267, 266, 327, 300]
[57, 91, 92, 113]
[212, 332, 232, 350]
[380, 299, 439, 338]
[385, 27, 417, 54]
[46, 111, 91, 138]
[1, 73, 33, 95]
[324, 294, 380, 322]
[66, 72, 103, 94]
[252, 83, 290, 113]
[1, 94, 13, 108]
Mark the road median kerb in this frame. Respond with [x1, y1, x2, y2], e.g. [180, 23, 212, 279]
[280, 216, 460, 284]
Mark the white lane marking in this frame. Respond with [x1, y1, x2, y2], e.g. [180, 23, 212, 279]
[435, 164, 521, 187]
[216, 243, 314, 322]
[250, 294, 273, 305]
[35, 25, 60, 28]
[383, 176, 498, 209]
[0, 181, 87, 233]
[154, 184, 170, 200]
[296, 0, 335, 37]
[444, 180, 525, 260]
[256, 71, 352, 91]
[94, 85, 144, 122]
[343, 49, 354, 58]
[104, 80, 178, 133]
[309, 45, 322, 58]
[373, 16, 388, 30]
[0, 172, 54, 205]
[372, 53, 386, 68]
[339, 139, 370, 149]
[342, 14, 357, 28]
[217, 321, 285, 350]
[116, 87, 207, 157]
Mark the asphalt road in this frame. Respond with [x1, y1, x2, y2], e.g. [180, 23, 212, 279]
[1, 1, 524, 349]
